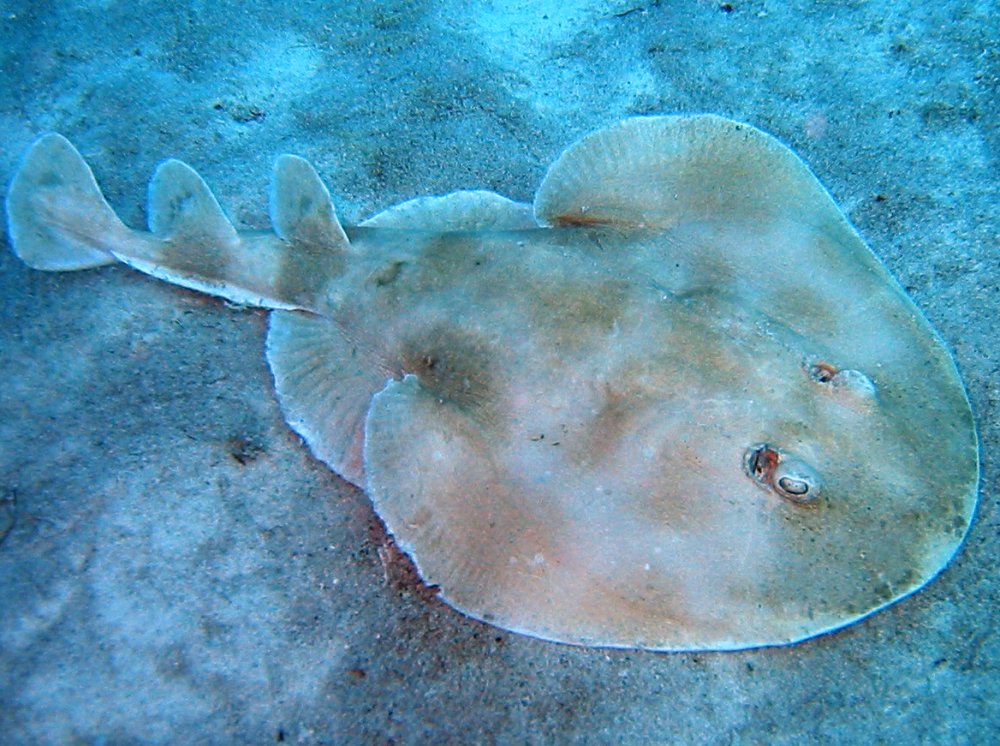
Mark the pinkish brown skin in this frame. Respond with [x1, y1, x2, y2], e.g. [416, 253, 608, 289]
[6, 116, 979, 651]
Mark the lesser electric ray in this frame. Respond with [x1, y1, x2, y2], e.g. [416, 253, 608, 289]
[6, 115, 978, 651]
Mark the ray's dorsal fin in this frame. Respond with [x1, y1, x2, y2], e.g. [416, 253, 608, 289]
[270, 155, 350, 251]
[534, 115, 834, 230]
[141, 156, 336, 312]
[148, 159, 239, 247]
[361, 190, 536, 230]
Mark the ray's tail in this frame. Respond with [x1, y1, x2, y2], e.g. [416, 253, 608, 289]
[6, 133, 127, 271]
[6, 134, 351, 312]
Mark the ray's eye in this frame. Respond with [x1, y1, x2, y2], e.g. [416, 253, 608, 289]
[744, 444, 822, 505]
[809, 362, 838, 383]
[807, 360, 877, 409]
[747, 444, 780, 483]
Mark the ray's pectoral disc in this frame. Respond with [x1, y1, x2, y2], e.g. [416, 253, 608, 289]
[352, 116, 978, 651]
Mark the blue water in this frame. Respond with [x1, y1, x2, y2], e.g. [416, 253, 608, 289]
[0, 2, 995, 744]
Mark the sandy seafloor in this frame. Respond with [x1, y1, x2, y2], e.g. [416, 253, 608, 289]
[0, 1, 997, 744]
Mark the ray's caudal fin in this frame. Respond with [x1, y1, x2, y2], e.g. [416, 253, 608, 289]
[7, 133, 126, 271]
[5, 133, 349, 311]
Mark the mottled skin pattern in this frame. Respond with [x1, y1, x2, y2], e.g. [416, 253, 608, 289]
[6, 116, 978, 651]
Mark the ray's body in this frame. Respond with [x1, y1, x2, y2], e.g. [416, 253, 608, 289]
[6, 116, 978, 650]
